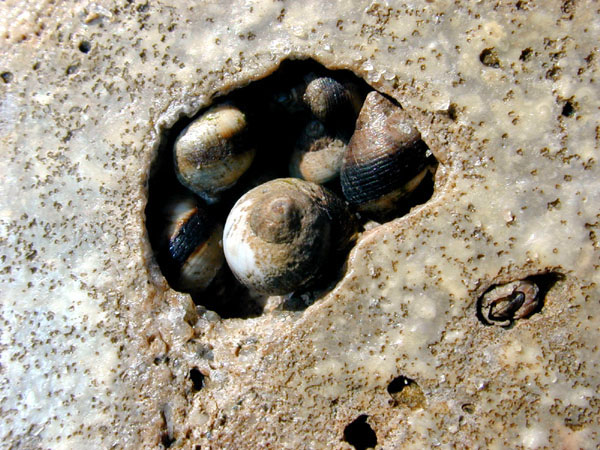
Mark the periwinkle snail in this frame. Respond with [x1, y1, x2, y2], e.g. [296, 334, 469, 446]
[479, 279, 541, 327]
[223, 178, 358, 295]
[303, 75, 362, 133]
[162, 196, 225, 293]
[289, 119, 347, 184]
[341, 91, 434, 218]
[174, 103, 255, 204]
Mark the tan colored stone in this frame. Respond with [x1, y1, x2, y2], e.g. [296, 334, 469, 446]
[0, 1, 599, 448]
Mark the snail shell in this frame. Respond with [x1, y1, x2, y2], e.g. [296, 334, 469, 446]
[289, 120, 347, 184]
[340, 91, 431, 216]
[223, 178, 357, 295]
[164, 197, 224, 292]
[303, 76, 361, 132]
[479, 279, 540, 327]
[174, 103, 255, 204]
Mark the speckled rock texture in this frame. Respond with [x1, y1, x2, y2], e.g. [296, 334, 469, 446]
[1, 0, 599, 448]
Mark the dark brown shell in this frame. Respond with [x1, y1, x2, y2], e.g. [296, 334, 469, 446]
[164, 197, 224, 292]
[340, 91, 430, 215]
[303, 76, 359, 132]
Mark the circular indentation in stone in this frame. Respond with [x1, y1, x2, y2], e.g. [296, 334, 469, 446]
[66, 65, 79, 75]
[78, 40, 91, 53]
[343, 415, 377, 450]
[561, 100, 575, 117]
[189, 368, 205, 392]
[461, 403, 475, 414]
[1, 71, 13, 83]
[476, 272, 563, 327]
[480, 48, 500, 68]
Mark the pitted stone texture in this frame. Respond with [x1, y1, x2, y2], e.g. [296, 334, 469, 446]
[0, 0, 599, 449]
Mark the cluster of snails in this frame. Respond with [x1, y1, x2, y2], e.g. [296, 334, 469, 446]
[152, 66, 437, 303]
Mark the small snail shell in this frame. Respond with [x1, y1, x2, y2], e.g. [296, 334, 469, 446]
[289, 120, 347, 184]
[479, 279, 540, 327]
[340, 91, 431, 217]
[164, 197, 224, 292]
[223, 178, 357, 295]
[303, 76, 360, 131]
[174, 104, 255, 204]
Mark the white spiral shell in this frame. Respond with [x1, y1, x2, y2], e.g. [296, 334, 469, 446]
[223, 178, 357, 295]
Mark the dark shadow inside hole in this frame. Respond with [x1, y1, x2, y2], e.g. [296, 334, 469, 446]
[519, 48, 533, 62]
[527, 271, 564, 307]
[1, 71, 13, 83]
[161, 433, 174, 449]
[447, 102, 458, 121]
[78, 40, 91, 53]
[480, 48, 500, 68]
[461, 403, 475, 414]
[343, 415, 377, 450]
[387, 375, 426, 409]
[561, 100, 575, 117]
[189, 368, 205, 392]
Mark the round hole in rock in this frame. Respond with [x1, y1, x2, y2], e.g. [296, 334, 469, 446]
[145, 59, 440, 319]
[561, 100, 575, 117]
[189, 368, 205, 392]
[1, 71, 13, 83]
[461, 403, 475, 414]
[343, 415, 377, 450]
[78, 40, 91, 53]
[476, 272, 562, 328]
[480, 48, 500, 68]
[387, 375, 425, 409]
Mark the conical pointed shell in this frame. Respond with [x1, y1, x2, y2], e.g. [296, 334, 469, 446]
[174, 104, 255, 203]
[341, 91, 429, 214]
[223, 178, 357, 295]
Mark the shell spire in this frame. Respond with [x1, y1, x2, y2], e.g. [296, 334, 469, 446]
[340, 91, 431, 217]
[222, 178, 357, 295]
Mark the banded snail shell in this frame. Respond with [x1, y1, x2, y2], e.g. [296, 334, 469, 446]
[340, 91, 431, 217]
[174, 103, 255, 204]
[223, 178, 357, 295]
[164, 196, 224, 292]
[303, 76, 361, 132]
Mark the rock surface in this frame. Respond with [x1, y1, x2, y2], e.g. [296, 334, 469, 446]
[1, 0, 599, 448]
